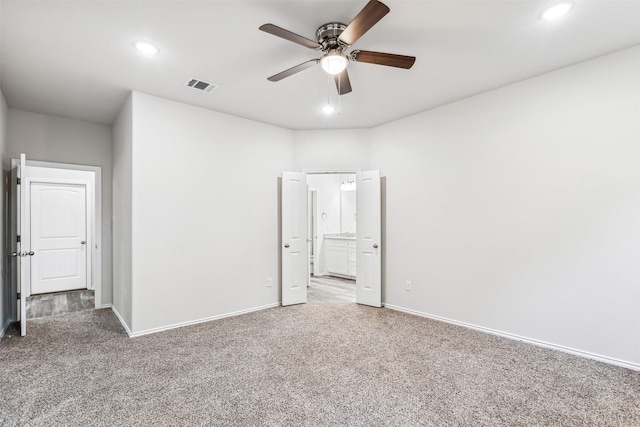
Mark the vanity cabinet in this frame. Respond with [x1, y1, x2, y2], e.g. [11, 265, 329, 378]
[348, 241, 356, 277]
[324, 237, 356, 278]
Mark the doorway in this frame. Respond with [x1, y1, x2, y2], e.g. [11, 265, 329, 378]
[307, 173, 357, 303]
[11, 155, 102, 336]
[281, 170, 381, 307]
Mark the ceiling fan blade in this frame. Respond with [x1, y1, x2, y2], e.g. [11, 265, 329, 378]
[334, 69, 353, 95]
[267, 59, 319, 82]
[259, 24, 321, 49]
[352, 50, 416, 69]
[338, 0, 390, 46]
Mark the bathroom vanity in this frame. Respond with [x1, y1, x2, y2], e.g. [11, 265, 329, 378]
[324, 234, 356, 279]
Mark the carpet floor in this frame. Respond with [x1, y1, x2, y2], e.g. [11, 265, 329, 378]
[0, 304, 638, 426]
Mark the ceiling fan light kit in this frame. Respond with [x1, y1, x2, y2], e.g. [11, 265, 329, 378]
[321, 50, 348, 75]
[259, 0, 416, 96]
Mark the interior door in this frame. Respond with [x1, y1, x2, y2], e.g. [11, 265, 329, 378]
[281, 171, 308, 306]
[356, 170, 382, 307]
[30, 182, 88, 295]
[18, 154, 28, 336]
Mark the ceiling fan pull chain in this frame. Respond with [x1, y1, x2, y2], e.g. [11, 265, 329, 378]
[338, 76, 342, 115]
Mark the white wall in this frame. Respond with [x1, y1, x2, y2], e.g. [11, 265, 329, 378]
[0, 90, 9, 336]
[112, 94, 133, 328]
[7, 109, 113, 305]
[371, 46, 640, 367]
[293, 129, 371, 171]
[129, 92, 293, 334]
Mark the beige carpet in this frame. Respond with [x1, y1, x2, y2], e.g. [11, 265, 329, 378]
[0, 304, 638, 426]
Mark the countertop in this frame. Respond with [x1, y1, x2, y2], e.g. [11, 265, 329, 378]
[324, 234, 356, 240]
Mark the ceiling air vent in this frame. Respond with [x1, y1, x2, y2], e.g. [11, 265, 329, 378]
[185, 78, 217, 93]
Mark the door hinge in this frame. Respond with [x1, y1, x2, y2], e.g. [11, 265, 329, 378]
[16, 177, 21, 185]
[17, 293, 21, 300]
[17, 235, 20, 243]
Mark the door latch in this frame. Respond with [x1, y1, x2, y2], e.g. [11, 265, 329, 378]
[11, 251, 34, 257]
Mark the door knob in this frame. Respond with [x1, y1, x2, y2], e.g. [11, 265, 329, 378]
[28, 251, 35, 256]
[81, 241, 86, 245]
[11, 252, 18, 257]
[373, 244, 379, 248]
[284, 243, 290, 248]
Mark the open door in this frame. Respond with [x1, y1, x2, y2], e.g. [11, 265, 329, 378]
[356, 170, 382, 307]
[12, 154, 30, 336]
[281, 171, 308, 306]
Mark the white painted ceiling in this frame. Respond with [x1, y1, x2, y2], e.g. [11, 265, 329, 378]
[1, 1, 639, 130]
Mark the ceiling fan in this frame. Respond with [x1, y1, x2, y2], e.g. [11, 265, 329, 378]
[259, 0, 416, 95]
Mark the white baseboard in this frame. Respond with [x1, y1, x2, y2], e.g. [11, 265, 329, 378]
[384, 304, 640, 372]
[122, 302, 281, 338]
[110, 305, 133, 337]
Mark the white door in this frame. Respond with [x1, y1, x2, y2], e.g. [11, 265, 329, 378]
[17, 154, 28, 336]
[29, 182, 88, 295]
[281, 171, 308, 306]
[356, 170, 382, 307]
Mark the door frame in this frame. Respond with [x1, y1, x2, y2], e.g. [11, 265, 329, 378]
[10, 159, 102, 321]
[307, 189, 317, 284]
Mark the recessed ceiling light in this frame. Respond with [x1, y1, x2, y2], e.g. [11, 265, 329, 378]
[322, 104, 335, 114]
[541, 2, 573, 20]
[134, 41, 158, 55]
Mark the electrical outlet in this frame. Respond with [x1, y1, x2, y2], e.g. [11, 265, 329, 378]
[267, 277, 272, 287]
[405, 281, 412, 291]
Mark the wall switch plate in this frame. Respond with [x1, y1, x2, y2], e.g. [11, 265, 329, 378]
[267, 277, 272, 287]
[405, 281, 411, 291]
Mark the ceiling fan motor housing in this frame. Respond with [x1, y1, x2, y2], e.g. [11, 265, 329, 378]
[316, 23, 348, 51]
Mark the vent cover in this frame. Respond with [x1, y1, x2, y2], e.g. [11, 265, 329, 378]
[184, 78, 217, 93]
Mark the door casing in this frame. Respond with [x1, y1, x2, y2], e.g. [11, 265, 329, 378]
[10, 158, 103, 327]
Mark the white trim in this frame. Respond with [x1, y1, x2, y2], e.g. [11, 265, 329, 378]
[124, 303, 280, 338]
[383, 304, 640, 372]
[111, 305, 132, 337]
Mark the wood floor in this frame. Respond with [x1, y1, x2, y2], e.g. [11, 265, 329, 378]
[22, 277, 348, 318]
[308, 275, 355, 303]
[26, 290, 95, 319]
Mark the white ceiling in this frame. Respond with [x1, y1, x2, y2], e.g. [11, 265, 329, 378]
[1, 0, 639, 130]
